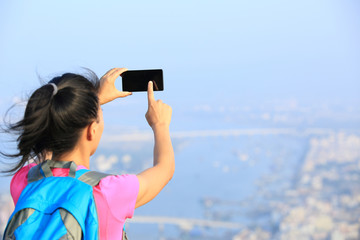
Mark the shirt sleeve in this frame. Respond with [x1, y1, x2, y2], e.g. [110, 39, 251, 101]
[96, 174, 139, 220]
[10, 163, 36, 205]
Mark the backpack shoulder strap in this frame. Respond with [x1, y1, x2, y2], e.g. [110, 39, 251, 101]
[27, 160, 77, 183]
[27, 164, 44, 183]
[77, 171, 113, 187]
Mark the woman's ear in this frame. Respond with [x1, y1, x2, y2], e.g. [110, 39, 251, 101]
[86, 121, 97, 141]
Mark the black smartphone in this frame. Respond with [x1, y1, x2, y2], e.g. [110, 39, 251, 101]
[122, 69, 164, 92]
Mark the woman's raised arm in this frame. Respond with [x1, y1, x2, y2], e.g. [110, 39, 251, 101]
[135, 81, 175, 208]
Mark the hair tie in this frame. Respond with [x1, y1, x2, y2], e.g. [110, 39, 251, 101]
[49, 83, 58, 96]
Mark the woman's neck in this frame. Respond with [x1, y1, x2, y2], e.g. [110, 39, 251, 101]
[50, 125, 95, 169]
[53, 146, 91, 169]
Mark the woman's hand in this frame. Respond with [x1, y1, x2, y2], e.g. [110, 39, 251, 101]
[98, 68, 132, 105]
[145, 81, 172, 129]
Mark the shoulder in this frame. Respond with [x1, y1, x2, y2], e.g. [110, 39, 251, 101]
[94, 174, 139, 219]
[10, 163, 37, 205]
[96, 174, 139, 200]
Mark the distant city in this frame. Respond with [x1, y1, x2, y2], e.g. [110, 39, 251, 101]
[0, 101, 359, 239]
[233, 131, 360, 239]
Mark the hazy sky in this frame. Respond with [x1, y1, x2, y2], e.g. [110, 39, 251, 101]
[0, 0, 359, 193]
[0, 0, 359, 123]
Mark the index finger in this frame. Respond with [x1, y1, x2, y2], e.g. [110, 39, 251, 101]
[147, 81, 155, 104]
[102, 68, 128, 81]
[104, 68, 128, 77]
[110, 68, 128, 78]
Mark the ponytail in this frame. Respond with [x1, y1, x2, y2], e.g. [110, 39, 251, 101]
[1, 71, 100, 174]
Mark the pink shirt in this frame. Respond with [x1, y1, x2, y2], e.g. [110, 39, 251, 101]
[10, 163, 139, 239]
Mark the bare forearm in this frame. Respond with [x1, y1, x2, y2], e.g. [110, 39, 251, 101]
[153, 125, 175, 180]
[135, 125, 174, 208]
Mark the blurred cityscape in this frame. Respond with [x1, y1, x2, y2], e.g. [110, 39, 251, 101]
[0, 102, 359, 240]
[233, 131, 360, 240]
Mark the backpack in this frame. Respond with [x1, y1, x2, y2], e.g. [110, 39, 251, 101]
[3, 160, 128, 240]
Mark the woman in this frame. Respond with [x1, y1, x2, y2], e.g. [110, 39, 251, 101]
[2, 68, 175, 239]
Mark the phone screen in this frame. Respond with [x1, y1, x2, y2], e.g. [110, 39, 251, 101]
[122, 69, 164, 92]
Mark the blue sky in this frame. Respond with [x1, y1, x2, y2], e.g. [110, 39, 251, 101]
[0, 3, 360, 234]
[0, 0, 359, 196]
[0, 0, 359, 128]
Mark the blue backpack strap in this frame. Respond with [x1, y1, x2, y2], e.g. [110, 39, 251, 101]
[28, 160, 77, 183]
[27, 164, 44, 183]
[28, 161, 111, 186]
[46, 160, 77, 178]
[75, 168, 90, 178]
[77, 171, 112, 186]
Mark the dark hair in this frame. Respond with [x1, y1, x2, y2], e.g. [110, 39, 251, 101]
[1, 71, 100, 174]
